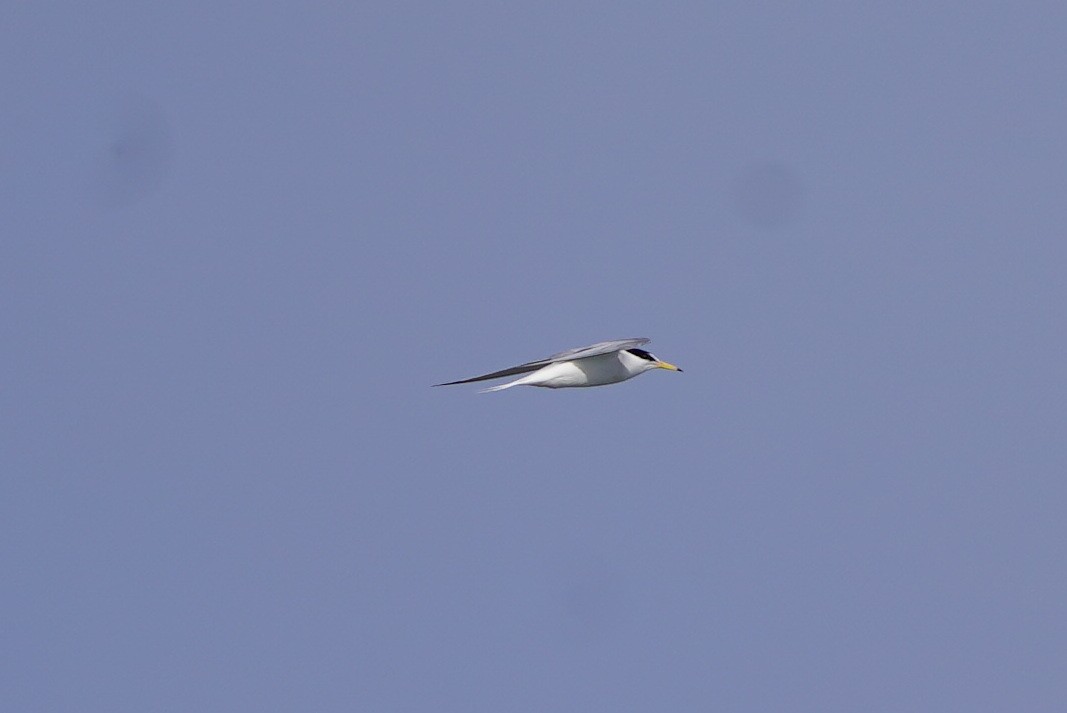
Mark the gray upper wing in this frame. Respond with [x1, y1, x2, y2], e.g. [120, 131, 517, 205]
[546, 338, 650, 362]
[432, 338, 650, 386]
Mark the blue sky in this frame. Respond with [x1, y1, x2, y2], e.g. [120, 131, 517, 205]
[4, 3, 1066, 711]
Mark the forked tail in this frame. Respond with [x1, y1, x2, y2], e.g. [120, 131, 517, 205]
[479, 380, 522, 393]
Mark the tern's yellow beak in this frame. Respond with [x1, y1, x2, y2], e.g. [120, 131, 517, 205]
[656, 360, 682, 372]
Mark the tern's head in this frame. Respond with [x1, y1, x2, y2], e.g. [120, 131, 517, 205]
[624, 348, 683, 374]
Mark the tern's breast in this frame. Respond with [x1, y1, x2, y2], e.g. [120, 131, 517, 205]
[570, 353, 632, 386]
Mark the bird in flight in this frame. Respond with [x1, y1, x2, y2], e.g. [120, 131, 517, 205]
[433, 338, 682, 392]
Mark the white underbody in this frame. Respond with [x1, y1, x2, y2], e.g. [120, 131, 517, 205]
[481, 352, 648, 392]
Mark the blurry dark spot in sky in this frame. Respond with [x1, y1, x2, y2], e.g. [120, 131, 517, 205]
[88, 93, 172, 208]
[731, 161, 805, 230]
[559, 559, 625, 641]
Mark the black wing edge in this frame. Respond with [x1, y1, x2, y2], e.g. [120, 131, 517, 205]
[432, 361, 548, 387]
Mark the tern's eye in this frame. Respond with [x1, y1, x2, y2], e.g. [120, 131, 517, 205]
[627, 348, 656, 361]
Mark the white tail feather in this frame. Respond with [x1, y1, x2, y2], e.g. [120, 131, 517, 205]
[479, 380, 522, 393]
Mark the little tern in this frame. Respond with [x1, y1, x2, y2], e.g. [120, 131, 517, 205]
[433, 338, 682, 392]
